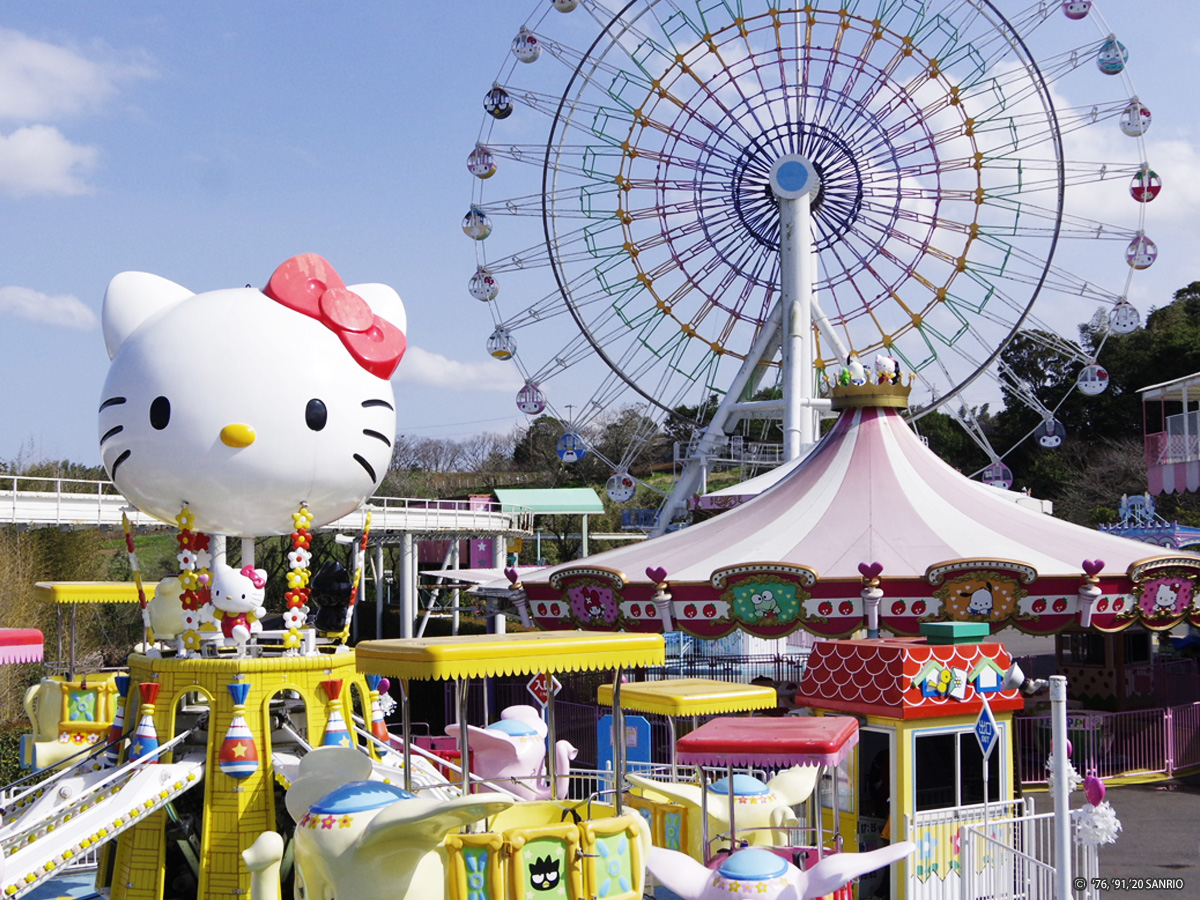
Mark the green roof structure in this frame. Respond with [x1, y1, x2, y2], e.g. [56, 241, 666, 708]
[493, 488, 604, 515]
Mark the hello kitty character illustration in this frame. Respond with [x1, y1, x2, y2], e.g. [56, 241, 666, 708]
[210, 563, 268, 650]
[1153, 581, 1179, 612]
[98, 254, 406, 536]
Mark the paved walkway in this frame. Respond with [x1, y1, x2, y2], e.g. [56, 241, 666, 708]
[1094, 779, 1199, 898]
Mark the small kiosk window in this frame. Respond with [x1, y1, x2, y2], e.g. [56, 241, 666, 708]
[1124, 631, 1152, 665]
[914, 729, 1001, 812]
[1062, 633, 1107, 666]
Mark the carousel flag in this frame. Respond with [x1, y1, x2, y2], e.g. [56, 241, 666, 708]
[219, 681, 260, 780]
[365, 674, 389, 743]
[102, 674, 132, 767]
[321, 679, 352, 748]
[127, 682, 161, 762]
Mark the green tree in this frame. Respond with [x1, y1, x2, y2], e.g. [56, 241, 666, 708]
[978, 282, 1200, 501]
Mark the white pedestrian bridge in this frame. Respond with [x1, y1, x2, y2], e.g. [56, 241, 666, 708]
[0, 474, 533, 537]
[2, 474, 536, 639]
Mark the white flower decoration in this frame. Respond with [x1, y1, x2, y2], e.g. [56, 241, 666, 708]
[377, 693, 398, 717]
[283, 607, 307, 629]
[1072, 801, 1122, 846]
[197, 605, 217, 625]
[177, 550, 197, 569]
[193, 549, 212, 570]
[182, 611, 199, 629]
[1045, 758, 1084, 793]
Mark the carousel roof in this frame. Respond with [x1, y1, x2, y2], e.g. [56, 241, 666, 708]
[520, 387, 1200, 638]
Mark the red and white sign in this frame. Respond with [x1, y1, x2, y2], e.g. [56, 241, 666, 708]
[527, 672, 562, 706]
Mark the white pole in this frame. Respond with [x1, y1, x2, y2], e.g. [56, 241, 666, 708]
[780, 191, 815, 459]
[771, 155, 821, 461]
[399, 533, 414, 639]
[1050, 675, 1072, 900]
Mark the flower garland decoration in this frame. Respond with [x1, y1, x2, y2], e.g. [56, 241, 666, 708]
[121, 513, 152, 646]
[1073, 776, 1123, 846]
[284, 505, 314, 652]
[176, 506, 213, 654]
[331, 512, 372, 645]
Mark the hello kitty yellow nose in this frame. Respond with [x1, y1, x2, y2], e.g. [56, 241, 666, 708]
[220, 423, 256, 448]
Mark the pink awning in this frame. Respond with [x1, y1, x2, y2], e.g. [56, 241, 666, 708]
[0, 628, 44, 664]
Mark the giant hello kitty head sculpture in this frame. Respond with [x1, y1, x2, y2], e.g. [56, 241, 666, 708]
[99, 254, 405, 536]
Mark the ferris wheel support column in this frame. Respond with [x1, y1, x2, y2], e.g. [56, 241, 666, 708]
[771, 155, 822, 461]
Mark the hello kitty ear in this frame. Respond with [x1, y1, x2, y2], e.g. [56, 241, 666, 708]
[348, 283, 406, 336]
[102, 271, 195, 359]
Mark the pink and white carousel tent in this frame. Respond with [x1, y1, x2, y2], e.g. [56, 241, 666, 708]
[519, 385, 1200, 639]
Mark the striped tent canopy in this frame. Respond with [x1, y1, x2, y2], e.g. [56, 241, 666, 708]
[521, 386, 1200, 639]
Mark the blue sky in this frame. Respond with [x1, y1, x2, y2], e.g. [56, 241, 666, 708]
[0, 1, 1197, 468]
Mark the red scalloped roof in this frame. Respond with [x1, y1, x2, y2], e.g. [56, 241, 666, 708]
[797, 637, 1022, 719]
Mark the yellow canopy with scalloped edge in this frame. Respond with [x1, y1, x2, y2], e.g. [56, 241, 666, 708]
[596, 678, 777, 717]
[34, 582, 155, 604]
[355, 630, 665, 681]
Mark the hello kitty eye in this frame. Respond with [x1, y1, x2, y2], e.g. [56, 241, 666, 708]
[306, 399, 327, 431]
[150, 396, 171, 430]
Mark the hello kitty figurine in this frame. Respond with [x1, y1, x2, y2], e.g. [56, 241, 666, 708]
[98, 254, 405, 536]
[211, 563, 268, 650]
[874, 354, 899, 385]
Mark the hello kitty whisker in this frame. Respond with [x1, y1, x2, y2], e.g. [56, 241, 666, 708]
[110, 449, 131, 477]
[99, 396, 126, 411]
[362, 429, 391, 447]
[362, 399, 394, 410]
[353, 454, 377, 482]
[100, 425, 124, 444]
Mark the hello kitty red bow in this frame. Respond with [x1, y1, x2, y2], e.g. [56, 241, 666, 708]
[240, 564, 266, 589]
[263, 254, 406, 379]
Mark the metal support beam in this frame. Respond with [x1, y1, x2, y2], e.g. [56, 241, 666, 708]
[399, 533, 415, 639]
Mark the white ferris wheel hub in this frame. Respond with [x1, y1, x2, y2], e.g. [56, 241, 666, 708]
[769, 154, 820, 200]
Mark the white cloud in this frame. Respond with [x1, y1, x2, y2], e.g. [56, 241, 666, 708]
[0, 125, 99, 196]
[0, 29, 153, 197]
[394, 345, 524, 392]
[0, 286, 98, 330]
[0, 28, 150, 122]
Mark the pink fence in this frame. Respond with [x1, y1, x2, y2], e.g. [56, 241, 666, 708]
[1017, 702, 1200, 786]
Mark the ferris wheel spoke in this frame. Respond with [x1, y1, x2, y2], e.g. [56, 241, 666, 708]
[482, 187, 613, 220]
[975, 102, 1130, 155]
[501, 85, 631, 138]
[976, 158, 1141, 197]
[488, 143, 625, 179]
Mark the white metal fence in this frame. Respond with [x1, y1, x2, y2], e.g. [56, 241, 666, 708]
[0, 474, 532, 535]
[959, 809, 1100, 900]
[902, 799, 1027, 900]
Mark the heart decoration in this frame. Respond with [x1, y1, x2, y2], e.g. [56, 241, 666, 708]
[504, 567, 520, 585]
[858, 561, 884, 580]
[1082, 559, 1105, 577]
[645, 566, 669, 584]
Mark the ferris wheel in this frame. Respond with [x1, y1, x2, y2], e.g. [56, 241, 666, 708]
[466, 0, 1157, 518]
